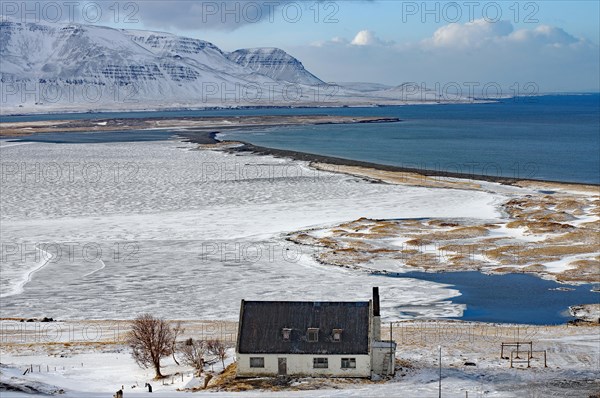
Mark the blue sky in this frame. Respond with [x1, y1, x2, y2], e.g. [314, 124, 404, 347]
[6, 1, 599, 91]
[136, 1, 600, 92]
[172, 1, 600, 50]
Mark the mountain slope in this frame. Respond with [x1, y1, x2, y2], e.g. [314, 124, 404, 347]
[0, 20, 327, 112]
[0, 20, 474, 114]
[226, 47, 323, 85]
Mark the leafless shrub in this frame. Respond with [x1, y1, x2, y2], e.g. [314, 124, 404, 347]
[127, 314, 174, 379]
[171, 321, 184, 366]
[180, 338, 207, 376]
[207, 339, 228, 368]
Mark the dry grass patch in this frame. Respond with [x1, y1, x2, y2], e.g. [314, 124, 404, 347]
[546, 229, 600, 244]
[440, 243, 484, 253]
[554, 198, 586, 212]
[405, 253, 441, 268]
[579, 220, 600, 230]
[420, 226, 489, 241]
[536, 211, 576, 223]
[337, 217, 374, 230]
[368, 222, 401, 238]
[485, 245, 528, 265]
[522, 264, 546, 272]
[286, 233, 320, 246]
[506, 220, 574, 234]
[316, 237, 341, 249]
[207, 363, 379, 392]
[428, 219, 460, 227]
[405, 238, 428, 246]
[317, 250, 374, 267]
[519, 245, 593, 258]
[556, 259, 600, 283]
[332, 231, 374, 239]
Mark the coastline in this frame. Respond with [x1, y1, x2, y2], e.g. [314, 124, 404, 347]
[0, 115, 400, 137]
[3, 117, 597, 188]
[0, 99, 494, 118]
[182, 131, 600, 287]
[195, 133, 600, 189]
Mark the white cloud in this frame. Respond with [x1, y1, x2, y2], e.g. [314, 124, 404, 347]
[297, 20, 598, 92]
[313, 29, 393, 47]
[311, 36, 348, 48]
[427, 19, 513, 48]
[351, 30, 376, 46]
[509, 25, 579, 46]
[424, 19, 584, 49]
[350, 29, 394, 46]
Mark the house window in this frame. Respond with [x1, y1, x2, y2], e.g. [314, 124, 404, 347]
[341, 358, 356, 369]
[282, 328, 292, 341]
[249, 357, 265, 368]
[332, 328, 343, 342]
[313, 357, 328, 369]
[307, 328, 319, 342]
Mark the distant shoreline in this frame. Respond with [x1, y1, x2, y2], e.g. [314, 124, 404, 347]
[2, 113, 598, 188]
[2, 93, 597, 118]
[181, 131, 600, 188]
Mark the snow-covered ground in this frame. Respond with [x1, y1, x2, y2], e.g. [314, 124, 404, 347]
[1, 320, 598, 397]
[0, 138, 505, 320]
[1, 138, 598, 396]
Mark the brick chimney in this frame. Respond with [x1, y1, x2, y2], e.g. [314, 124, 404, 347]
[372, 287, 381, 341]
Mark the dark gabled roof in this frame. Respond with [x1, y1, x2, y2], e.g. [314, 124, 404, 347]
[237, 301, 371, 355]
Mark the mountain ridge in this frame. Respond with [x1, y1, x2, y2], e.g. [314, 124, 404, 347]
[0, 19, 330, 111]
[0, 19, 473, 114]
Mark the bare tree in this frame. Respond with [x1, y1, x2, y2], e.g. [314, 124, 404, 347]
[179, 338, 206, 376]
[127, 314, 174, 379]
[171, 321, 184, 366]
[207, 339, 227, 369]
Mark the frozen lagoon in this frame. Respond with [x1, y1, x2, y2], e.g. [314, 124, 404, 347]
[2, 136, 597, 323]
[0, 137, 507, 320]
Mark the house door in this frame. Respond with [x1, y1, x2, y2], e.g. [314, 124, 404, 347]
[278, 357, 287, 375]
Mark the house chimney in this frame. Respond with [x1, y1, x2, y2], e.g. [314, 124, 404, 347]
[373, 287, 380, 317]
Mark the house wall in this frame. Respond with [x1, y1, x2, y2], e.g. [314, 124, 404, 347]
[371, 341, 396, 376]
[237, 354, 371, 378]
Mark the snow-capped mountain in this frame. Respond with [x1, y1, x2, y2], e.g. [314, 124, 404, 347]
[0, 19, 475, 114]
[226, 48, 323, 85]
[0, 19, 331, 113]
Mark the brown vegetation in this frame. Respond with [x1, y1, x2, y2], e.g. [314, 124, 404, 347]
[285, 183, 599, 283]
[127, 314, 175, 379]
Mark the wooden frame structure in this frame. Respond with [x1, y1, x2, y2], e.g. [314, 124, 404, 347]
[500, 341, 532, 360]
[510, 350, 547, 368]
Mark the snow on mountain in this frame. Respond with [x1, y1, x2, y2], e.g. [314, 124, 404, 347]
[0, 20, 330, 113]
[0, 19, 477, 114]
[334, 82, 394, 92]
[369, 82, 467, 102]
[226, 47, 323, 85]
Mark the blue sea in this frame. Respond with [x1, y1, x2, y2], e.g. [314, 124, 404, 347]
[393, 271, 598, 325]
[4, 94, 599, 184]
[220, 95, 600, 184]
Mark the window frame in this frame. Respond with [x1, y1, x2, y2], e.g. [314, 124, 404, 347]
[307, 327, 319, 342]
[332, 328, 343, 342]
[313, 357, 329, 369]
[282, 328, 292, 341]
[341, 357, 356, 369]
[249, 357, 265, 368]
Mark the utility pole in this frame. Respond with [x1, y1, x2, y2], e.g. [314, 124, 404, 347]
[438, 345, 442, 398]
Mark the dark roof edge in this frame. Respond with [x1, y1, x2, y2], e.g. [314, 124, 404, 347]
[241, 301, 370, 305]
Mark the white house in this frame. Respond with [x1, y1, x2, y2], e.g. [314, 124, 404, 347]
[235, 287, 395, 378]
